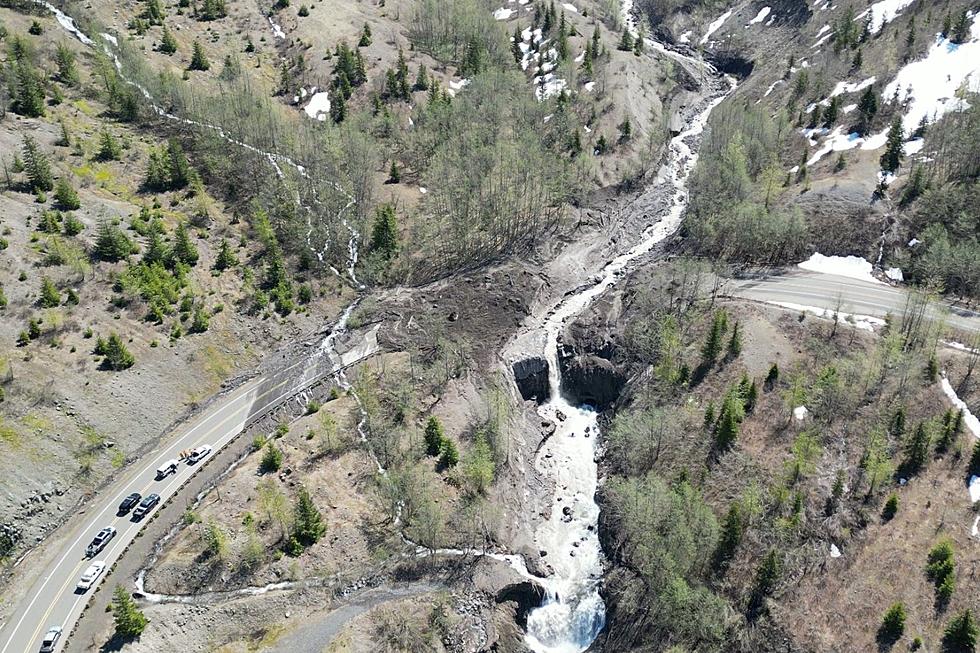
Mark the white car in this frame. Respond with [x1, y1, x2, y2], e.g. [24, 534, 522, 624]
[39, 626, 62, 653]
[187, 444, 212, 464]
[155, 459, 179, 479]
[76, 560, 106, 592]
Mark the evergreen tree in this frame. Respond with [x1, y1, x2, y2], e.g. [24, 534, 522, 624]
[765, 363, 780, 389]
[751, 549, 782, 608]
[330, 87, 347, 123]
[943, 610, 978, 653]
[94, 220, 136, 262]
[744, 379, 758, 413]
[880, 116, 905, 173]
[424, 416, 445, 456]
[170, 223, 199, 267]
[54, 178, 80, 210]
[189, 40, 210, 71]
[700, 310, 727, 366]
[160, 24, 178, 54]
[936, 409, 962, 454]
[439, 437, 460, 467]
[291, 486, 326, 546]
[703, 401, 716, 431]
[111, 585, 148, 638]
[713, 502, 743, 570]
[144, 148, 170, 191]
[851, 48, 862, 71]
[901, 421, 930, 476]
[413, 65, 429, 91]
[190, 306, 209, 333]
[951, 11, 971, 45]
[618, 28, 633, 51]
[260, 441, 283, 473]
[512, 26, 523, 63]
[879, 603, 906, 642]
[857, 86, 879, 136]
[388, 160, 401, 183]
[882, 493, 899, 520]
[726, 321, 743, 359]
[97, 128, 122, 161]
[166, 139, 192, 189]
[103, 333, 135, 370]
[54, 43, 79, 86]
[198, 0, 227, 20]
[39, 277, 61, 308]
[142, 232, 167, 266]
[369, 204, 398, 259]
[57, 119, 72, 147]
[358, 22, 372, 47]
[890, 406, 907, 439]
[714, 395, 740, 450]
[823, 96, 842, 127]
[21, 136, 53, 192]
[618, 118, 632, 143]
[214, 238, 238, 270]
[969, 440, 980, 477]
[145, 0, 165, 23]
[12, 59, 45, 117]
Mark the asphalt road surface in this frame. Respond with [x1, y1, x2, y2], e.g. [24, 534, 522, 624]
[729, 270, 980, 335]
[0, 324, 377, 653]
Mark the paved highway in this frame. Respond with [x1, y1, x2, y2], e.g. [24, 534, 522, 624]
[729, 270, 980, 335]
[0, 318, 376, 653]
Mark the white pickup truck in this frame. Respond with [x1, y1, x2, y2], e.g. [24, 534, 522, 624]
[154, 459, 179, 480]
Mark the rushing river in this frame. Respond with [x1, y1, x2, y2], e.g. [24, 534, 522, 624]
[522, 40, 733, 653]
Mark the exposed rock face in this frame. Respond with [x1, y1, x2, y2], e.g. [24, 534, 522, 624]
[495, 581, 546, 629]
[559, 354, 627, 410]
[513, 357, 550, 403]
[707, 49, 755, 78]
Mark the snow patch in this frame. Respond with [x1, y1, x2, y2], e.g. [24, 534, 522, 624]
[562, 2, 578, 13]
[268, 16, 285, 40]
[829, 543, 842, 558]
[859, 0, 917, 34]
[700, 8, 733, 45]
[971, 476, 980, 503]
[303, 91, 331, 121]
[903, 138, 925, 156]
[885, 267, 904, 282]
[101, 32, 117, 46]
[882, 16, 980, 134]
[493, 7, 515, 20]
[798, 253, 882, 284]
[748, 7, 771, 25]
[794, 406, 809, 420]
[940, 376, 980, 438]
[679, 30, 693, 43]
[768, 302, 887, 332]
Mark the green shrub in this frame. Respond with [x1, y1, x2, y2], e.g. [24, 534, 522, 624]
[878, 602, 906, 642]
[260, 442, 283, 473]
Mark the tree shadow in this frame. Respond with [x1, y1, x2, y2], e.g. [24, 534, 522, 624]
[99, 633, 139, 653]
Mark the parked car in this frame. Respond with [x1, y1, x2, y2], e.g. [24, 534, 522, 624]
[117, 492, 142, 515]
[155, 459, 179, 480]
[75, 560, 106, 592]
[187, 444, 212, 464]
[39, 626, 62, 653]
[132, 493, 161, 520]
[85, 527, 116, 558]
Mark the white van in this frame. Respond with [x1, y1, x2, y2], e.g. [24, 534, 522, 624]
[155, 459, 179, 480]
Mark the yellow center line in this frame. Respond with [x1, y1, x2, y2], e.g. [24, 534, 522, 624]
[19, 356, 341, 650]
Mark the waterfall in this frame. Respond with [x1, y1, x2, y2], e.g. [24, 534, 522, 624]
[522, 68, 735, 653]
